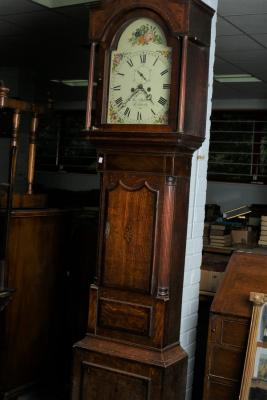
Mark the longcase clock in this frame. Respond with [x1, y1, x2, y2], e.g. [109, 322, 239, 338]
[72, 1, 213, 399]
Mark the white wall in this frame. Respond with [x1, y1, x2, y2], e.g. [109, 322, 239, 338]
[206, 181, 267, 212]
[180, 1, 218, 399]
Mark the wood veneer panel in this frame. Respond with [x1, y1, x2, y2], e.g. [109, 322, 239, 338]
[103, 184, 156, 293]
[81, 362, 150, 400]
[98, 298, 152, 336]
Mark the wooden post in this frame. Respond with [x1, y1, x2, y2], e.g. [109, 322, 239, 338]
[27, 113, 39, 195]
[85, 42, 97, 131]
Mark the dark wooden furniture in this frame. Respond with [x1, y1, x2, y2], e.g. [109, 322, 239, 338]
[203, 251, 267, 400]
[192, 293, 213, 400]
[0, 209, 69, 399]
[0, 85, 48, 296]
[71, 0, 213, 399]
[0, 88, 98, 398]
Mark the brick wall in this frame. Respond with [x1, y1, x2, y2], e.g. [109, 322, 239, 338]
[180, 1, 218, 399]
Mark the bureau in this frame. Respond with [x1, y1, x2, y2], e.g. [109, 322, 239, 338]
[203, 251, 267, 400]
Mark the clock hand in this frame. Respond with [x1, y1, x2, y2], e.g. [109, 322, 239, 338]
[146, 93, 154, 105]
[122, 86, 142, 107]
[136, 70, 147, 81]
[139, 86, 154, 104]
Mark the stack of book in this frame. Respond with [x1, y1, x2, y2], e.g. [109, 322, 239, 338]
[203, 222, 210, 246]
[258, 216, 267, 247]
[209, 224, 232, 248]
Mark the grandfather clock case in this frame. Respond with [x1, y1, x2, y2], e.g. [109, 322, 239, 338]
[72, 1, 213, 399]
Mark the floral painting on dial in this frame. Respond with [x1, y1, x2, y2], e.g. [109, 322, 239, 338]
[129, 24, 164, 46]
[112, 53, 123, 72]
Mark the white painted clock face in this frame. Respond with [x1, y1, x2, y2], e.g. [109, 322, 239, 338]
[106, 18, 172, 125]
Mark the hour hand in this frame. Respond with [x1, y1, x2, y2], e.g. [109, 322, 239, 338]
[136, 70, 147, 81]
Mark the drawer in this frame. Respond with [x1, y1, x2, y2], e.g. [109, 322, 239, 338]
[209, 316, 249, 348]
[205, 376, 240, 400]
[209, 344, 244, 381]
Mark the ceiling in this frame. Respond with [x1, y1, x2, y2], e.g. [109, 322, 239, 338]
[0, 0, 267, 104]
[215, 0, 267, 101]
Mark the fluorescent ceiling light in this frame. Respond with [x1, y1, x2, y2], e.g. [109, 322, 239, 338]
[31, 0, 96, 8]
[51, 79, 88, 87]
[214, 74, 261, 83]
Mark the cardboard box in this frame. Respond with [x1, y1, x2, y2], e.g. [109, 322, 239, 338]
[231, 229, 257, 246]
[200, 270, 225, 293]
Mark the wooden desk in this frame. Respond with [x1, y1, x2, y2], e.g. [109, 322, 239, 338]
[200, 246, 267, 295]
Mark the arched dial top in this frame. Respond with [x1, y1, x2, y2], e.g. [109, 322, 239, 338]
[106, 18, 172, 125]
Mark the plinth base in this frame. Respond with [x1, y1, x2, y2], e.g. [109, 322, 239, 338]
[72, 336, 188, 400]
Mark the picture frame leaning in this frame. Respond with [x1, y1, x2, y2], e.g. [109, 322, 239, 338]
[240, 292, 267, 400]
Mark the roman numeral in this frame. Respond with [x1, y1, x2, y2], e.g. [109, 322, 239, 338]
[112, 85, 121, 91]
[163, 83, 171, 89]
[124, 107, 131, 117]
[160, 69, 168, 76]
[127, 58, 134, 67]
[153, 56, 159, 66]
[151, 109, 156, 115]
[117, 72, 125, 76]
[137, 111, 142, 121]
[158, 97, 167, 106]
[140, 54, 146, 63]
[115, 97, 123, 107]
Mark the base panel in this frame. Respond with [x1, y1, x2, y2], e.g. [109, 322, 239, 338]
[72, 336, 188, 400]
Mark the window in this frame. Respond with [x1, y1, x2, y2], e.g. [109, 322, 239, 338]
[208, 111, 267, 184]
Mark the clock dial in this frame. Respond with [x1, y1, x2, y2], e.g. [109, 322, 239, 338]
[106, 18, 172, 125]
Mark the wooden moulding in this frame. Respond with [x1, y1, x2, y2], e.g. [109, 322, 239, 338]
[74, 335, 187, 368]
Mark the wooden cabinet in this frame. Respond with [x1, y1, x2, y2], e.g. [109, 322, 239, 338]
[0, 209, 69, 398]
[203, 252, 267, 400]
[0, 206, 99, 399]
